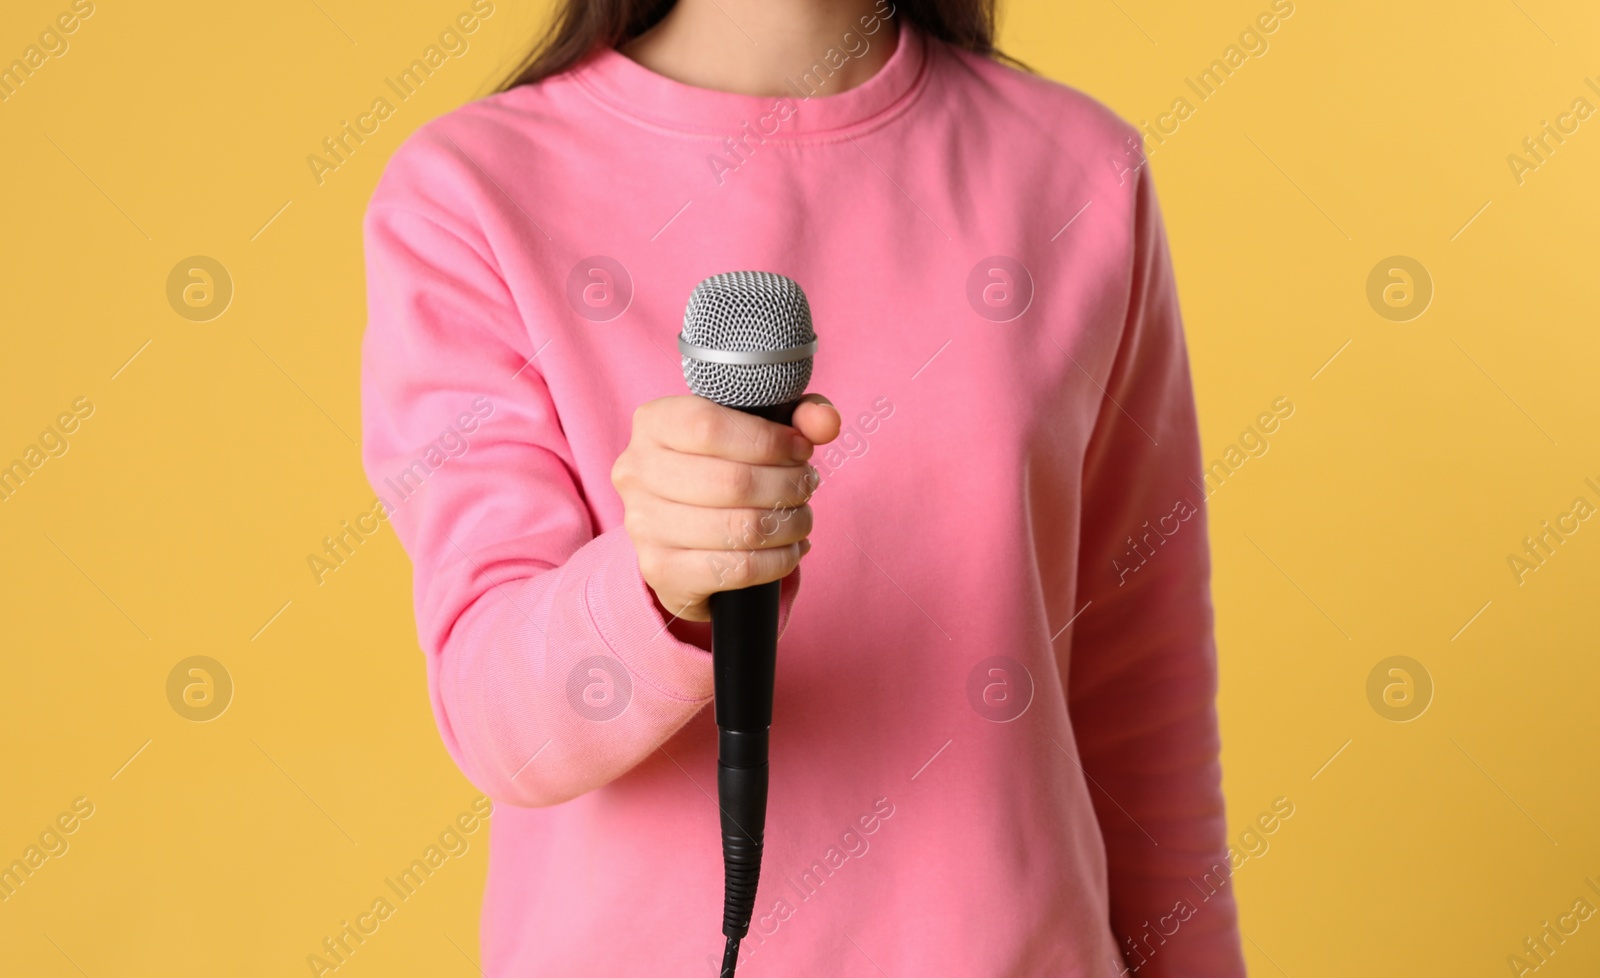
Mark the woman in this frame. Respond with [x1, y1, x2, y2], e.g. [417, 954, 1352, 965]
[359, 0, 1247, 973]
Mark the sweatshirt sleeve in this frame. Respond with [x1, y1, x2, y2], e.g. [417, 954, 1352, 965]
[1067, 161, 1247, 976]
[357, 137, 798, 809]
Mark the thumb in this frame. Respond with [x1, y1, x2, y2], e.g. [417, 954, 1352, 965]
[792, 393, 841, 446]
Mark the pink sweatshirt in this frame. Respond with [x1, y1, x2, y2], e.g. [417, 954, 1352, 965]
[360, 18, 1245, 977]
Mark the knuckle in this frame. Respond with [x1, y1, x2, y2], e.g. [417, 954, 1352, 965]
[739, 553, 770, 586]
[712, 552, 755, 589]
[757, 543, 800, 581]
[688, 410, 722, 451]
[622, 507, 644, 538]
[720, 463, 755, 502]
[720, 512, 745, 549]
[755, 507, 785, 540]
[757, 426, 788, 461]
[727, 510, 764, 549]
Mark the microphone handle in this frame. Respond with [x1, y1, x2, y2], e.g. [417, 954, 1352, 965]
[711, 582, 776, 943]
[710, 397, 798, 956]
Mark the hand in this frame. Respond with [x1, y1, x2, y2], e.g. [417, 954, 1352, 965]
[612, 393, 841, 622]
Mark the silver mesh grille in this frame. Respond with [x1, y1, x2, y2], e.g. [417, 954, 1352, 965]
[681, 271, 815, 407]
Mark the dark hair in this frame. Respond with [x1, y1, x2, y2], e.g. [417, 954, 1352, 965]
[492, 0, 1028, 92]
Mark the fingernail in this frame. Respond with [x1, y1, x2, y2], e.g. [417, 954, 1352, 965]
[799, 539, 812, 557]
[791, 434, 812, 460]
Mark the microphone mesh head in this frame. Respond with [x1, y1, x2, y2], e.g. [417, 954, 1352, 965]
[682, 271, 814, 408]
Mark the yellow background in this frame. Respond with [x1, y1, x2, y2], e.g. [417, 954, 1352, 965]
[2, 0, 1596, 974]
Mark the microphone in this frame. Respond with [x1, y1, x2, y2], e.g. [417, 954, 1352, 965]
[678, 271, 817, 978]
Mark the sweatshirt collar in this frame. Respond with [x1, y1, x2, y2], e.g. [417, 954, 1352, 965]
[573, 19, 927, 141]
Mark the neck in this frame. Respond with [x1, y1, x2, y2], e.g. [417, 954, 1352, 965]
[620, 0, 899, 99]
